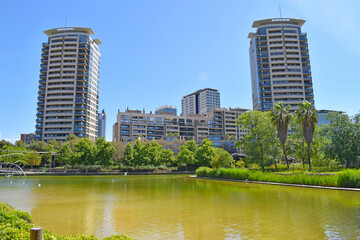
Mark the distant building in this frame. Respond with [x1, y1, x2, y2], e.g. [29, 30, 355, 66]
[20, 133, 35, 144]
[317, 110, 344, 127]
[113, 107, 249, 153]
[155, 105, 177, 115]
[248, 18, 314, 111]
[181, 88, 220, 116]
[98, 109, 106, 138]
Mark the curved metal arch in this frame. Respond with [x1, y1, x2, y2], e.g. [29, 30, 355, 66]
[0, 161, 27, 177]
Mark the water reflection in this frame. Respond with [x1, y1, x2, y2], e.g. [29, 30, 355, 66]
[0, 175, 359, 239]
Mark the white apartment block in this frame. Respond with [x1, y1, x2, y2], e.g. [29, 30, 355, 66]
[35, 27, 101, 141]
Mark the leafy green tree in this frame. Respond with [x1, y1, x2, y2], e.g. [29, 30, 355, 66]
[29, 140, 47, 152]
[211, 148, 234, 169]
[159, 149, 176, 166]
[71, 138, 96, 165]
[123, 142, 134, 166]
[320, 112, 360, 167]
[295, 101, 318, 171]
[267, 127, 282, 170]
[184, 140, 198, 153]
[196, 139, 215, 167]
[57, 143, 73, 165]
[133, 139, 145, 166]
[48, 139, 63, 151]
[141, 141, 162, 166]
[177, 147, 196, 170]
[15, 140, 28, 149]
[26, 152, 42, 168]
[112, 141, 125, 168]
[236, 111, 274, 170]
[156, 138, 186, 155]
[0, 140, 12, 148]
[271, 102, 292, 170]
[95, 138, 115, 167]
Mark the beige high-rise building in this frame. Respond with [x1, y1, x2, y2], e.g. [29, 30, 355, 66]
[35, 27, 101, 141]
[248, 18, 314, 111]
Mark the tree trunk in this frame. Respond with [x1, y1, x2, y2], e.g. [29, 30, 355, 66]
[274, 156, 277, 170]
[307, 142, 311, 171]
[260, 146, 265, 171]
[282, 144, 289, 171]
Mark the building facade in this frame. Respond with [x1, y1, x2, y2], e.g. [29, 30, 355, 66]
[248, 18, 314, 111]
[35, 27, 101, 141]
[98, 109, 106, 138]
[181, 88, 220, 116]
[20, 133, 36, 144]
[112, 108, 248, 153]
[155, 105, 177, 115]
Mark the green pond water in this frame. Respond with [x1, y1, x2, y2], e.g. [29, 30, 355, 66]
[0, 175, 359, 239]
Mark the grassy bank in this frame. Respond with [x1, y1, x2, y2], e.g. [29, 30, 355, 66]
[0, 202, 133, 240]
[196, 168, 360, 188]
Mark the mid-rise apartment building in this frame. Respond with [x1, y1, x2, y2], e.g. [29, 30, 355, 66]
[181, 88, 220, 116]
[35, 27, 101, 141]
[20, 133, 35, 144]
[113, 107, 248, 152]
[98, 109, 106, 138]
[248, 18, 314, 111]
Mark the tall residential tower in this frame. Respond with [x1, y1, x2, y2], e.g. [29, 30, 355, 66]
[181, 88, 220, 116]
[35, 27, 101, 141]
[248, 18, 314, 111]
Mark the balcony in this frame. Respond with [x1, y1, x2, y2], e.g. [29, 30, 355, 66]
[74, 117, 86, 121]
[37, 101, 44, 105]
[75, 99, 87, 104]
[38, 90, 45, 95]
[36, 112, 44, 116]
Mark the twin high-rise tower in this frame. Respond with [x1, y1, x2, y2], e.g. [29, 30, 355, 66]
[35, 27, 101, 141]
[248, 18, 314, 111]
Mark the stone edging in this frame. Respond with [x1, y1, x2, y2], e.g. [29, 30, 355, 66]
[193, 176, 360, 192]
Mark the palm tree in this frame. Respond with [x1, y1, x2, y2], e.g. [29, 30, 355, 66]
[295, 101, 318, 171]
[271, 102, 292, 170]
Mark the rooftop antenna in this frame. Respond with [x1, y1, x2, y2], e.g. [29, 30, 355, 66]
[279, 5, 282, 18]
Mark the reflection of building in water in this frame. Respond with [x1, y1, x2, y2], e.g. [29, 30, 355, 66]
[30, 182, 106, 236]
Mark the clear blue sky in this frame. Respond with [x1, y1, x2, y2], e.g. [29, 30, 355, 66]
[1, 0, 359, 142]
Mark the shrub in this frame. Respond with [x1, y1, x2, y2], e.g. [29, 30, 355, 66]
[338, 169, 360, 188]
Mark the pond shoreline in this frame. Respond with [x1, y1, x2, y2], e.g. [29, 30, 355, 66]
[195, 176, 360, 192]
[0, 170, 195, 176]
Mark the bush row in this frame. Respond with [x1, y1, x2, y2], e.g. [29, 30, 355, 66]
[0, 202, 133, 240]
[196, 168, 360, 188]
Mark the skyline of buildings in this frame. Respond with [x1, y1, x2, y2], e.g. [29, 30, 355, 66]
[19, 18, 337, 144]
[248, 18, 314, 111]
[35, 27, 101, 142]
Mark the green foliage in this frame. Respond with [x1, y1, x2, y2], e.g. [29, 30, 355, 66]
[295, 101, 318, 171]
[71, 138, 96, 165]
[177, 147, 196, 168]
[123, 143, 134, 166]
[337, 169, 360, 188]
[0, 202, 133, 240]
[57, 143, 73, 165]
[26, 152, 41, 168]
[196, 139, 215, 167]
[196, 168, 346, 187]
[211, 148, 234, 169]
[95, 138, 115, 167]
[236, 111, 276, 170]
[320, 112, 360, 167]
[112, 141, 125, 167]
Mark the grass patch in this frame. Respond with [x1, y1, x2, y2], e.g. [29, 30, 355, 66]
[0, 202, 133, 240]
[196, 168, 359, 188]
